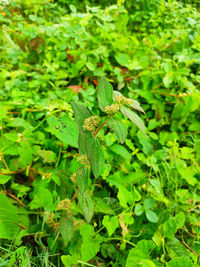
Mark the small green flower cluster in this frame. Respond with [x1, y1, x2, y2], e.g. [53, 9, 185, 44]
[77, 154, 90, 166]
[83, 116, 100, 132]
[105, 103, 120, 115]
[115, 95, 132, 105]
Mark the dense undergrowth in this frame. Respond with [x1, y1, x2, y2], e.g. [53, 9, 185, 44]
[0, 0, 200, 266]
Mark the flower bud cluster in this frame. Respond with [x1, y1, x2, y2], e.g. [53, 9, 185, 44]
[105, 103, 120, 116]
[77, 154, 90, 166]
[115, 95, 132, 105]
[83, 116, 100, 132]
[57, 198, 71, 211]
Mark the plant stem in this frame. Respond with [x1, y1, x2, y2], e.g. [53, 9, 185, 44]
[94, 121, 106, 137]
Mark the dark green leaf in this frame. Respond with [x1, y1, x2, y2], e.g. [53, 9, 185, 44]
[105, 117, 127, 144]
[76, 166, 88, 194]
[85, 136, 105, 178]
[71, 102, 91, 133]
[97, 77, 113, 112]
[78, 191, 94, 223]
[60, 213, 74, 246]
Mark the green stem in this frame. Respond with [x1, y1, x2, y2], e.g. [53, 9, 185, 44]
[94, 121, 106, 137]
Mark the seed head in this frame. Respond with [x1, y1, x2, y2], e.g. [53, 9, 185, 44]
[77, 154, 90, 166]
[115, 95, 132, 105]
[83, 116, 100, 132]
[105, 103, 120, 116]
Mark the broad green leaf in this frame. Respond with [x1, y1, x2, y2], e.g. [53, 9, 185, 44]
[18, 141, 33, 168]
[61, 254, 79, 267]
[97, 77, 113, 112]
[175, 212, 185, 229]
[47, 115, 79, 148]
[76, 166, 88, 194]
[166, 256, 193, 267]
[102, 215, 119, 237]
[85, 136, 105, 178]
[117, 186, 133, 207]
[144, 199, 155, 211]
[134, 204, 144, 216]
[163, 73, 173, 88]
[0, 174, 12, 184]
[30, 188, 53, 210]
[126, 240, 155, 267]
[60, 213, 74, 246]
[37, 149, 55, 163]
[71, 102, 91, 133]
[78, 191, 94, 223]
[163, 216, 177, 240]
[145, 210, 158, 223]
[121, 106, 146, 134]
[110, 144, 131, 160]
[0, 194, 19, 239]
[105, 117, 127, 144]
[115, 53, 130, 68]
[80, 223, 103, 262]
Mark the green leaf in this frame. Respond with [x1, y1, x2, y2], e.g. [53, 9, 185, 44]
[18, 141, 33, 168]
[102, 215, 119, 237]
[115, 53, 130, 68]
[85, 136, 105, 178]
[145, 210, 158, 223]
[0, 194, 19, 239]
[126, 240, 155, 267]
[80, 223, 103, 262]
[163, 73, 173, 88]
[120, 106, 146, 134]
[76, 166, 88, 194]
[97, 77, 113, 112]
[166, 256, 193, 267]
[110, 144, 131, 160]
[134, 204, 144, 216]
[71, 102, 91, 133]
[163, 216, 177, 240]
[37, 149, 55, 163]
[47, 115, 79, 148]
[144, 199, 155, 211]
[175, 212, 185, 229]
[61, 254, 79, 267]
[60, 213, 74, 246]
[0, 175, 12, 184]
[78, 191, 94, 223]
[117, 186, 133, 207]
[30, 187, 53, 210]
[105, 117, 127, 144]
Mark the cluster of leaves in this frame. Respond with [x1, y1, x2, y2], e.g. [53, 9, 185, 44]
[0, 0, 200, 266]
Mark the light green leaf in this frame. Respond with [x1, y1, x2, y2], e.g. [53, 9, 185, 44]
[80, 223, 103, 262]
[175, 212, 185, 229]
[60, 213, 74, 246]
[117, 186, 133, 207]
[0, 175, 12, 184]
[166, 256, 193, 267]
[30, 188, 53, 210]
[37, 149, 55, 163]
[102, 215, 119, 237]
[134, 204, 144, 216]
[145, 210, 158, 223]
[47, 115, 79, 148]
[0, 194, 19, 239]
[144, 199, 155, 211]
[163, 216, 177, 240]
[163, 73, 173, 88]
[121, 106, 146, 134]
[115, 53, 130, 68]
[105, 117, 127, 144]
[126, 240, 155, 267]
[61, 254, 79, 267]
[97, 77, 113, 112]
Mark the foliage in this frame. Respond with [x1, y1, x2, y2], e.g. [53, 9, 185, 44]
[0, 0, 200, 266]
